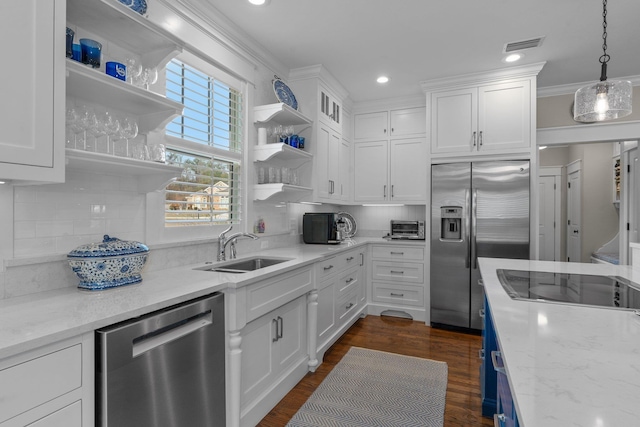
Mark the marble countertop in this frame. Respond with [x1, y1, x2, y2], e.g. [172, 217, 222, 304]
[479, 257, 640, 427]
[0, 237, 423, 360]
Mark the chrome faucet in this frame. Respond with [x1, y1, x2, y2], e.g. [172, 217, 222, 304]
[217, 226, 259, 261]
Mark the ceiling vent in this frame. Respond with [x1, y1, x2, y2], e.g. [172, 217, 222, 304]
[503, 36, 545, 53]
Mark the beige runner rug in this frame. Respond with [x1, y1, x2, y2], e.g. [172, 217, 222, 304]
[287, 346, 448, 427]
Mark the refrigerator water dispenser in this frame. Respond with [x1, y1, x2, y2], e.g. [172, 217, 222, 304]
[440, 206, 462, 240]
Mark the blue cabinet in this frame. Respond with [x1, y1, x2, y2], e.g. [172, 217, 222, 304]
[481, 294, 519, 426]
[480, 295, 498, 417]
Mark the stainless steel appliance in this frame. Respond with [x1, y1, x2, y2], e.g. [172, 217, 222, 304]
[389, 220, 425, 240]
[497, 269, 640, 310]
[431, 161, 530, 330]
[303, 212, 342, 244]
[96, 292, 225, 427]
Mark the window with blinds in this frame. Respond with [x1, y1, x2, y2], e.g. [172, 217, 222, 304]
[164, 57, 243, 227]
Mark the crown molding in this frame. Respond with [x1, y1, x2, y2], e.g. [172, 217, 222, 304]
[288, 65, 349, 100]
[353, 94, 426, 114]
[420, 62, 546, 92]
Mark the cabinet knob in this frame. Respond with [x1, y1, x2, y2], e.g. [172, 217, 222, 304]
[346, 302, 354, 309]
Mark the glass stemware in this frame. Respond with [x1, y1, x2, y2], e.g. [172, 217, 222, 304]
[120, 117, 139, 158]
[86, 112, 107, 153]
[73, 106, 92, 150]
[101, 112, 121, 155]
[65, 107, 79, 149]
[124, 57, 142, 84]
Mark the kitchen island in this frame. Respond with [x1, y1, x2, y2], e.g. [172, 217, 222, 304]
[479, 257, 640, 427]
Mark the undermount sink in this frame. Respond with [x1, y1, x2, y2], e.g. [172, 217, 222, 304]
[195, 256, 292, 274]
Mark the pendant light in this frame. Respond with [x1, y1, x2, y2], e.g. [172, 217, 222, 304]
[574, 0, 632, 122]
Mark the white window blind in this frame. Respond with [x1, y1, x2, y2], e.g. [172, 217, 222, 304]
[164, 58, 243, 226]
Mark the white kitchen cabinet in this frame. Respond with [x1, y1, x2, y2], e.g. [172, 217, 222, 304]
[354, 107, 426, 141]
[315, 249, 365, 364]
[0, 334, 93, 427]
[353, 138, 427, 203]
[240, 295, 307, 426]
[0, 0, 65, 183]
[368, 244, 427, 321]
[288, 65, 349, 203]
[253, 103, 314, 202]
[429, 80, 532, 157]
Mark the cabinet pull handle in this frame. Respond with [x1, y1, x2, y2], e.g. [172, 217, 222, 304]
[390, 251, 404, 255]
[277, 316, 284, 340]
[360, 253, 364, 266]
[478, 130, 483, 148]
[472, 131, 477, 147]
[324, 265, 334, 271]
[391, 127, 394, 134]
[346, 256, 354, 261]
[478, 349, 485, 360]
[345, 277, 354, 284]
[384, 128, 387, 134]
[390, 270, 404, 274]
[491, 351, 505, 374]
[346, 302, 354, 309]
[272, 318, 279, 342]
[390, 292, 404, 297]
[383, 185, 387, 198]
[391, 184, 394, 198]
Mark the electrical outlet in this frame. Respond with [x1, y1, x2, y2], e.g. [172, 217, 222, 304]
[261, 240, 269, 249]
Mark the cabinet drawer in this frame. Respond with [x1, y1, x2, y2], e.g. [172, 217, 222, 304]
[27, 400, 82, 427]
[340, 249, 363, 270]
[315, 256, 345, 280]
[246, 267, 313, 322]
[337, 290, 360, 323]
[372, 283, 424, 307]
[336, 266, 361, 297]
[0, 344, 82, 424]
[372, 261, 424, 283]
[371, 245, 424, 261]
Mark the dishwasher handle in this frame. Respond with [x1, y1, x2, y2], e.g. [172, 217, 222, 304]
[132, 309, 213, 357]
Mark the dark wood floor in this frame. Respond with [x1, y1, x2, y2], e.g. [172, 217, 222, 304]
[257, 315, 494, 426]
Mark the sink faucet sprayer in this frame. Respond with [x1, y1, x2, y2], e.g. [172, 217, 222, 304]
[217, 226, 259, 261]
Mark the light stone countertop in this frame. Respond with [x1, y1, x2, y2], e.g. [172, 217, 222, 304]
[0, 237, 423, 360]
[479, 257, 640, 427]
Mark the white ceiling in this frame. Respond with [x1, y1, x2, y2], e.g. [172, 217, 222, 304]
[204, 0, 640, 103]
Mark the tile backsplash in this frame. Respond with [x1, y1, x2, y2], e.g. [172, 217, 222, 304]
[13, 170, 146, 258]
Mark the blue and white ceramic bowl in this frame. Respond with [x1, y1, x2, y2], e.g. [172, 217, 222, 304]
[67, 235, 149, 291]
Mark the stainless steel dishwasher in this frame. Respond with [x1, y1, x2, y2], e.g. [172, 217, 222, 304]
[96, 292, 225, 427]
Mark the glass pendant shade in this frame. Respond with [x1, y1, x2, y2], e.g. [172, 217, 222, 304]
[574, 79, 633, 122]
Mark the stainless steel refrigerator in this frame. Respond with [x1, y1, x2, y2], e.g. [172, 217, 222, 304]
[431, 161, 530, 330]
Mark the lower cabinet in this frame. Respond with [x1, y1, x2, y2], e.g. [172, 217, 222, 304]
[240, 295, 308, 423]
[368, 244, 426, 321]
[0, 334, 93, 427]
[315, 248, 366, 364]
[481, 295, 519, 426]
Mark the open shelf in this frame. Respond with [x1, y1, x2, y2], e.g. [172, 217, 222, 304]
[254, 103, 312, 126]
[254, 143, 312, 163]
[66, 60, 183, 134]
[253, 184, 313, 202]
[67, 0, 183, 68]
[65, 148, 182, 192]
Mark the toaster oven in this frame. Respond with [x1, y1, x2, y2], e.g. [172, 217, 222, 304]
[389, 220, 425, 240]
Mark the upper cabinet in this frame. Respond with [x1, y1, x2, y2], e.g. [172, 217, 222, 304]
[288, 65, 349, 203]
[423, 63, 544, 160]
[0, 0, 66, 183]
[352, 106, 427, 204]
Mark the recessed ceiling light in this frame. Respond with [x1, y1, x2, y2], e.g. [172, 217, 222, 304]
[503, 53, 524, 63]
[248, 0, 270, 6]
[377, 76, 389, 84]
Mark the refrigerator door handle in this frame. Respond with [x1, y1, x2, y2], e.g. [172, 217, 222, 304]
[465, 188, 471, 269]
[472, 188, 478, 269]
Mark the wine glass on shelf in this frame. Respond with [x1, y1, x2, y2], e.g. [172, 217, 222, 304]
[102, 112, 121, 155]
[120, 117, 139, 158]
[143, 67, 158, 90]
[73, 105, 92, 150]
[86, 111, 108, 153]
[124, 56, 142, 85]
[65, 107, 79, 149]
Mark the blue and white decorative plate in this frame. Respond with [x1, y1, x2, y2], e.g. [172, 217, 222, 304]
[273, 77, 298, 110]
[117, 0, 147, 15]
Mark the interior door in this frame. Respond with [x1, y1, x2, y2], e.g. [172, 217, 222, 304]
[567, 163, 582, 262]
[538, 174, 558, 261]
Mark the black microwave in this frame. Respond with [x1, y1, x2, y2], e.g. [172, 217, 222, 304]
[303, 213, 341, 244]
